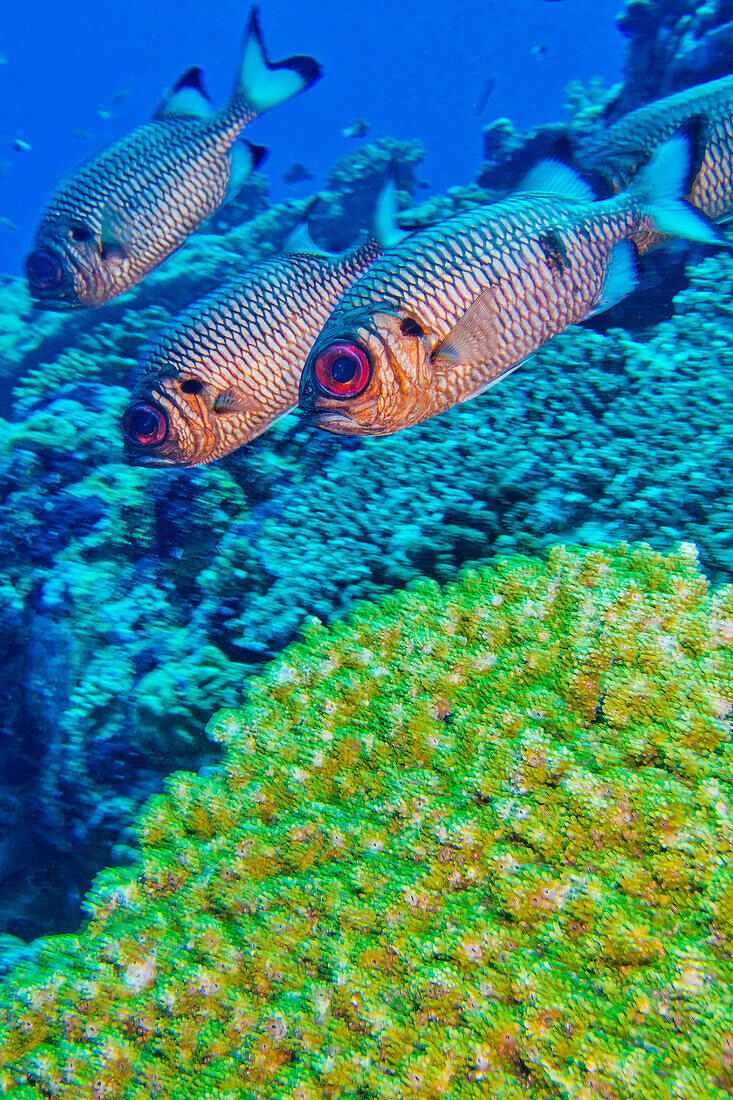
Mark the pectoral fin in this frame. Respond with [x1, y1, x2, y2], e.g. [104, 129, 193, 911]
[213, 386, 255, 414]
[99, 206, 131, 258]
[432, 288, 500, 369]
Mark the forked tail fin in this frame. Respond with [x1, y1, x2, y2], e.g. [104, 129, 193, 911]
[631, 123, 723, 244]
[235, 8, 321, 114]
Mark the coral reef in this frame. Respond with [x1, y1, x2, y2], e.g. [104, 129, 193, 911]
[1, 542, 732, 1098]
[616, 0, 733, 112]
[0, 140, 423, 941]
[4, 210, 733, 944]
[5, 0, 733, 945]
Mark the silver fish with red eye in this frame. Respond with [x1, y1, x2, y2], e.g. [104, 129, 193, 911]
[122, 184, 403, 468]
[299, 131, 721, 438]
[25, 8, 320, 311]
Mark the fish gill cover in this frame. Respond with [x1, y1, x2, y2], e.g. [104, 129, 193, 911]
[0, 0, 733, 1094]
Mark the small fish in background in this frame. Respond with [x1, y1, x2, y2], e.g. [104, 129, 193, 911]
[343, 118, 370, 139]
[25, 7, 321, 311]
[299, 131, 721, 438]
[12, 139, 31, 153]
[122, 181, 404, 468]
[575, 73, 733, 249]
[0, 52, 8, 65]
[96, 107, 113, 122]
[283, 161, 314, 184]
[0, 217, 18, 232]
[111, 89, 131, 106]
[531, 43, 549, 60]
[71, 130, 92, 140]
[475, 75, 497, 116]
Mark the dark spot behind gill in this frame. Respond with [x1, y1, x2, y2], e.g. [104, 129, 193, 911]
[538, 230, 568, 276]
[400, 316, 425, 338]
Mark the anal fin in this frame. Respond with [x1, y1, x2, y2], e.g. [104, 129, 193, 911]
[224, 140, 267, 204]
[587, 240, 638, 318]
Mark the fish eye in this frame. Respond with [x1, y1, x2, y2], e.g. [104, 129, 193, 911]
[180, 379, 205, 395]
[313, 343, 371, 397]
[25, 249, 63, 290]
[122, 402, 168, 446]
[69, 224, 93, 243]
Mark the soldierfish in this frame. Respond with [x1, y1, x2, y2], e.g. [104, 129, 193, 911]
[122, 185, 403, 467]
[25, 9, 321, 311]
[577, 74, 733, 238]
[299, 131, 720, 438]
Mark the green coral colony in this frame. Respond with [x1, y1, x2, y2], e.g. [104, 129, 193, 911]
[1, 543, 732, 1098]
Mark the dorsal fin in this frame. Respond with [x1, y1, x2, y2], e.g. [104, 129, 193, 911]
[154, 67, 215, 120]
[284, 222, 331, 256]
[372, 174, 407, 249]
[516, 159, 595, 203]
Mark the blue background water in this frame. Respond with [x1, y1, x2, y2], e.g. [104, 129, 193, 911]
[0, 0, 624, 276]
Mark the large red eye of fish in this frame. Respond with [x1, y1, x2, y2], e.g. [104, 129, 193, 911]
[25, 249, 63, 290]
[313, 343, 370, 397]
[122, 402, 168, 446]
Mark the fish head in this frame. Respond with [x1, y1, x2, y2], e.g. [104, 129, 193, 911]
[122, 339, 281, 468]
[26, 211, 133, 310]
[122, 375, 229, 468]
[299, 308, 436, 436]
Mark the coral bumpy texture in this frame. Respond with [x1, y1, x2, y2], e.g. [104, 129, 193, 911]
[1, 543, 732, 1099]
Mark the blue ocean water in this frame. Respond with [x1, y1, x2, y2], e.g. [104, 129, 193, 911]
[0, 0, 624, 275]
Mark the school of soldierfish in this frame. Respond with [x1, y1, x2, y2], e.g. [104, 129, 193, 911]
[24, 9, 733, 467]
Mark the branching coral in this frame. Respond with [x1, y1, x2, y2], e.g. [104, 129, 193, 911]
[1, 542, 732, 1099]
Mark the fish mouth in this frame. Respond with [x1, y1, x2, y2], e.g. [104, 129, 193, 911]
[30, 297, 78, 312]
[305, 409, 363, 436]
[124, 448, 185, 469]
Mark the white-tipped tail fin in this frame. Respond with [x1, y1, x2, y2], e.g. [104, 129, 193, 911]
[237, 8, 321, 114]
[633, 126, 725, 245]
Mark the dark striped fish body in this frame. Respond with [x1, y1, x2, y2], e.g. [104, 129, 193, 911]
[25, 10, 320, 310]
[578, 75, 733, 236]
[300, 134, 719, 437]
[123, 239, 383, 467]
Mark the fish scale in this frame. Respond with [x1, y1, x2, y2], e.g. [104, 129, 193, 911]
[26, 10, 320, 309]
[327, 197, 633, 381]
[125, 237, 384, 466]
[300, 133, 719, 437]
[42, 121, 231, 284]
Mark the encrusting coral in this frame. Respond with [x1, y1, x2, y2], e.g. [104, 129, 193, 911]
[1, 542, 732, 1099]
